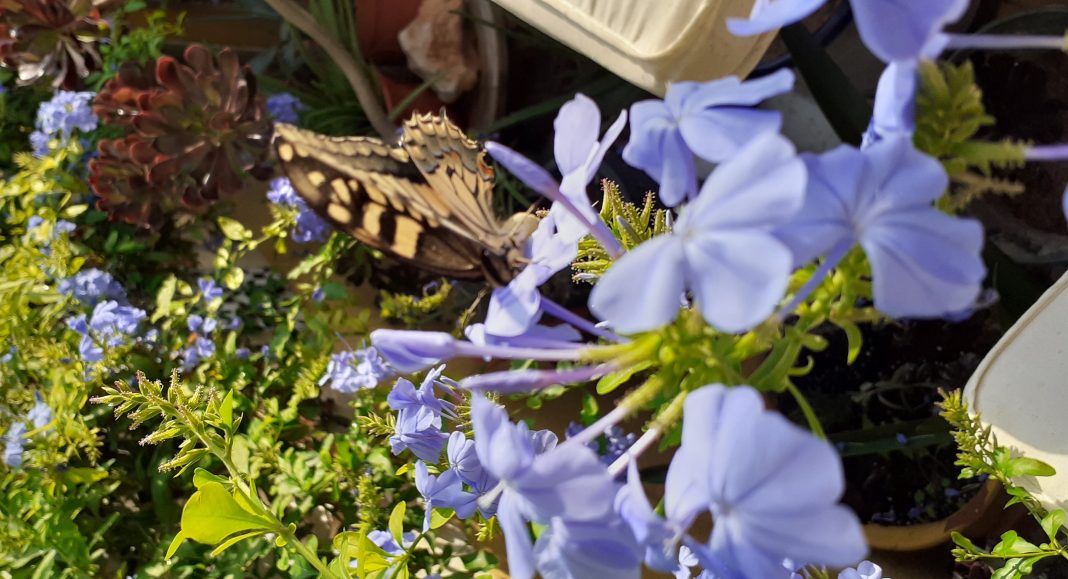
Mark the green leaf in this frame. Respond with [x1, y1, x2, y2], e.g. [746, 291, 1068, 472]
[430, 508, 453, 530]
[1041, 510, 1065, 541]
[596, 361, 651, 394]
[580, 391, 599, 425]
[1003, 457, 1056, 478]
[165, 530, 189, 559]
[951, 531, 980, 553]
[395, 463, 413, 476]
[192, 468, 228, 489]
[219, 390, 234, 428]
[840, 321, 863, 364]
[221, 267, 245, 291]
[179, 482, 275, 546]
[231, 434, 250, 475]
[991, 531, 1040, 557]
[389, 502, 406, 545]
[217, 216, 252, 241]
[151, 275, 177, 323]
[210, 528, 270, 556]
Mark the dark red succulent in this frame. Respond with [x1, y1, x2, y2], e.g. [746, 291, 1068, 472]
[89, 45, 273, 227]
[0, 0, 113, 89]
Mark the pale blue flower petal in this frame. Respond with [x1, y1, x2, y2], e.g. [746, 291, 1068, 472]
[589, 235, 687, 334]
[851, 0, 970, 62]
[472, 395, 535, 482]
[485, 268, 543, 337]
[863, 209, 985, 318]
[533, 516, 642, 579]
[498, 495, 537, 579]
[727, 0, 828, 36]
[684, 231, 794, 332]
[511, 442, 615, 523]
[866, 62, 919, 148]
[554, 94, 601, 176]
[839, 561, 884, 579]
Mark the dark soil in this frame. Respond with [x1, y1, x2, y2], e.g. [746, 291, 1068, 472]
[969, 30, 1068, 234]
[783, 311, 1004, 525]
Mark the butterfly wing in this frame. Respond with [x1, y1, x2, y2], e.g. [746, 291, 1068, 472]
[272, 123, 491, 279]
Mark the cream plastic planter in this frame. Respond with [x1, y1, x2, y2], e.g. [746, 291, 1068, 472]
[488, 0, 776, 95]
[964, 270, 1068, 513]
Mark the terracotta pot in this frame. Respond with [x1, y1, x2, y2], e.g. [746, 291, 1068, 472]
[374, 66, 456, 122]
[863, 480, 1020, 552]
[355, 0, 424, 64]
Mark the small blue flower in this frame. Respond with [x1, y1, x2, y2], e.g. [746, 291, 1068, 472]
[319, 347, 393, 393]
[0, 346, 15, 364]
[267, 177, 329, 243]
[54, 220, 76, 235]
[623, 69, 794, 207]
[390, 405, 448, 462]
[88, 300, 146, 347]
[414, 461, 477, 530]
[187, 315, 218, 335]
[235, 347, 252, 360]
[775, 137, 986, 318]
[387, 366, 453, 417]
[31, 90, 98, 156]
[27, 216, 44, 230]
[471, 395, 616, 579]
[198, 278, 224, 301]
[311, 286, 325, 303]
[266, 93, 306, 124]
[532, 515, 642, 579]
[59, 268, 127, 305]
[839, 561, 885, 579]
[27, 393, 52, 430]
[3, 422, 27, 468]
[182, 336, 216, 369]
[367, 529, 415, 556]
[590, 132, 806, 334]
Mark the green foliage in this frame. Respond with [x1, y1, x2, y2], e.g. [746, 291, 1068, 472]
[87, 9, 186, 91]
[572, 180, 671, 283]
[379, 280, 454, 327]
[940, 391, 1068, 576]
[914, 60, 1028, 211]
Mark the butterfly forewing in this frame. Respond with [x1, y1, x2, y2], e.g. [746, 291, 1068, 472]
[272, 120, 531, 282]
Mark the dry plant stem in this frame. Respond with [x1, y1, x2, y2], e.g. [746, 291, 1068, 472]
[262, 0, 394, 140]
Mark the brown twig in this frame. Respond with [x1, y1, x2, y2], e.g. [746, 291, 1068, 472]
[262, 0, 395, 140]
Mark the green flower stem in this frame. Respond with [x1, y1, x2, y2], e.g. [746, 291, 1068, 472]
[785, 381, 826, 439]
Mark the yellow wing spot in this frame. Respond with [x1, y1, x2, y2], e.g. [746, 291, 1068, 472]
[362, 204, 385, 236]
[327, 203, 353, 224]
[294, 144, 310, 157]
[277, 143, 295, 162]
[308, 171, 327, 186]
[392, 215, 422, 259]
[330, 179, 352, 204]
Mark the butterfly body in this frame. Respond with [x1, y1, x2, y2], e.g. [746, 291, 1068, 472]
[272, 114, 536, 286]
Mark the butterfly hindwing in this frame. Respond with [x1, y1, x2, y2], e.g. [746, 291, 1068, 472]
[273, 123, 490, 278]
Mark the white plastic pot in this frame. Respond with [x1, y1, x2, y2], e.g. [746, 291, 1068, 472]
[964, 270, 1068, 513]
[488, 0, 776, 95]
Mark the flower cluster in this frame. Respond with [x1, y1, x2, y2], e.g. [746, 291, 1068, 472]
[67, 300, 147, 363]
[319, 346, 392, 393]
[28, 90, 98, 156]
[266, 176, 330, 243]
[3, 393, 52, 468]
[266, 92, 305, 124]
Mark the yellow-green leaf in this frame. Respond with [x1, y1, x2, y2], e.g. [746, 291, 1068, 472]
[430, 508, 453, 530]
[389, 502, 406, 545]
[179, 482, 274, 546]
[219, 390, 234, 428]
[217, 216, 252, 241]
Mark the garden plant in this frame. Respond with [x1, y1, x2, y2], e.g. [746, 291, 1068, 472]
[3, 0, 1068, 578]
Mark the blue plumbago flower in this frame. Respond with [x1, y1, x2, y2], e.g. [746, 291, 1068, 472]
[465, 322, 581, 350]
[27, 393, 52, 430]
[835, 561, 885, 579]
[549, 94, 627, 244]
[367, 529, 416, 556]
[198, 277, 225, 301]
[182, 337, 216, 369]
[775, 137, 986, 318]
[266, 93, 305, 124]
[68, 315, 102, 363]
[31, 90, 98, 156]
[864, 62, 920, 148]
[235, 347, 251, 360]
[0, 346, 14, 364]
[447, 431, 491, 490]
[88, 300, 147, 347]
[472, 395, 616, 579]
[26, 216, 44, 230]
[414, 461, 478, 530]
[187, 315, 218, 335]
[372, 329, 585, 374]
[319, 347, 393, 393]
[3, 422, 28, 468]
[459, 365, 610, 395]
[54, 220, 76, 235]
[565, 423, 637, 466]
[624, 69, 794, 207]
[59, 268, 127, 305]
[387, 365, 454, 417]
[590, 132, 806, 334]
[729, 0, 968, 64]
[311, 286, 325, 303]
[390, 405, 448, 462]
[484, 213, 577, 338]
[532, 514, 642, 579]
[267, 177, 330, 243]
[486, 94, 626, 255]
[621, 384, 865, 578]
